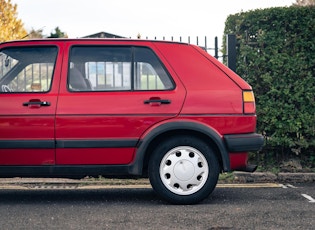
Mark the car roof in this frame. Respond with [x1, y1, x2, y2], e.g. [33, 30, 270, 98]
[0, 38, 189, 46]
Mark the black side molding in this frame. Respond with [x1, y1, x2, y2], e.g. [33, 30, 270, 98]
[224, 133, 264, 152]
[0, 140, 55, 149]
[0, 165, 132, 178]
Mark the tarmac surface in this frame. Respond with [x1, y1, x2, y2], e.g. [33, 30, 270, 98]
[0, 179, 314, 229]
[0, 172, 314, 189]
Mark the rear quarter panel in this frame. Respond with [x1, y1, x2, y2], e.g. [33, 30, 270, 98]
[153, 43, 243, 114]
[153, 42, 256, 134]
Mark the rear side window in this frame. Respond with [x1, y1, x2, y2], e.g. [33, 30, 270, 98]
[0, 46, 58, 93]
[68, 46, 174, 91]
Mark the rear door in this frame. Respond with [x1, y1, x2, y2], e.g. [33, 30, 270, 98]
[0, 43, 62, 165]
[55, 41, 186, 165]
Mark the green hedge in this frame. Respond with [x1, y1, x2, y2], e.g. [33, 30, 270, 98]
[223, 6, 315, 165]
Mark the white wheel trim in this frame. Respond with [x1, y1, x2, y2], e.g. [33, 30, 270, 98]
[159, 146, 209, 196]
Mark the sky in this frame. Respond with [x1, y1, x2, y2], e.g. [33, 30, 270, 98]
[11, 0, 295, 54]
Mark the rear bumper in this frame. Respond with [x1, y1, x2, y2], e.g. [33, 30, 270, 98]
[224, 133, 264, 152]
[224, 133, 264, 172]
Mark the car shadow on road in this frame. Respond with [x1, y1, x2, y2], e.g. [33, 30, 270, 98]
[0, 188, 167, 205]
[0, 186, 265, 205]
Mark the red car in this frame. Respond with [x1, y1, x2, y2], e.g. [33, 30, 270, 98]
[0, 39, 263, 204]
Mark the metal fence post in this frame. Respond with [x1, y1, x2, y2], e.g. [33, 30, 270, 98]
[226, 34, 236, 72]
[214, 36, 218, 59]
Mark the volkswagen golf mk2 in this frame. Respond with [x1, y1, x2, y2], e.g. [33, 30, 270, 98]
[0, 39, 263, 204]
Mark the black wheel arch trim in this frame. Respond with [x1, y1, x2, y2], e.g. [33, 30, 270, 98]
[129, 121, 231, 175]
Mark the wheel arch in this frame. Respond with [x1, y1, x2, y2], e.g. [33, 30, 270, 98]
[129, 121, 231, 176]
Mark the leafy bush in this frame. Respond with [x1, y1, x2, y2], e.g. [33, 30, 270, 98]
[223, 6, 315, 166]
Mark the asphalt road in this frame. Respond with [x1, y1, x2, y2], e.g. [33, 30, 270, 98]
[0, 183, 314, 230]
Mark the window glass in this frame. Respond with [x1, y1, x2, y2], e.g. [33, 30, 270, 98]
[134, 47, 174, 90]
[68, 46, 174, 92]
[0, 47, 58, 93]
[68, 47, 132, 91]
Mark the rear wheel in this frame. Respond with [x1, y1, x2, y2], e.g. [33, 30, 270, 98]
[148, 135, 220, 204]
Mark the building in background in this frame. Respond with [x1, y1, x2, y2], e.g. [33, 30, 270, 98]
[83, 31, 125, 38]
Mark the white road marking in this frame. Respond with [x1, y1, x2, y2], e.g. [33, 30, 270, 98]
[279, 184, 298, 189]
[286, 184, 298, 188]
[217, 183, 280, 188]
[301, 194, 315, 203]
[279, 184, 288, 188]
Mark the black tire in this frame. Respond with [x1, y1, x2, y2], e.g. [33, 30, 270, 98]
[148, 135, 220, 204]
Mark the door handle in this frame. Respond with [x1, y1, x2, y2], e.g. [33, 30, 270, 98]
[144, 99, 171, 105]
[23, 100, 51, 107]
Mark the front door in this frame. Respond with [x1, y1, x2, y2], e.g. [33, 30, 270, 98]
[0, 45, 61, 165]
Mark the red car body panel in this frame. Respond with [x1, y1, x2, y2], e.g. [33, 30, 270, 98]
[56, 148, 135, 165]
[0, 41, 64, 165]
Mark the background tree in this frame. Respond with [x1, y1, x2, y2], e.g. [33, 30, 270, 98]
[223, 6, 315, 169]
[295, 0, 315, 6]
[0, 0, 27, 42]
[48, 27, 68, 38]
[26, 28, 44, 39]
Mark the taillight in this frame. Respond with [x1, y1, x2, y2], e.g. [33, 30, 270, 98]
[243, 91, 256, 114]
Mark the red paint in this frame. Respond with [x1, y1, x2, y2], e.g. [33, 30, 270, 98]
[56, 148, 135, 165]
[229, 152, 249, 170]
[0, 149, 54, 165]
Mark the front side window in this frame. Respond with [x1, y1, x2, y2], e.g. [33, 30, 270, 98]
[0, 46, 58, 93]
[68, 46, 174, 92]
